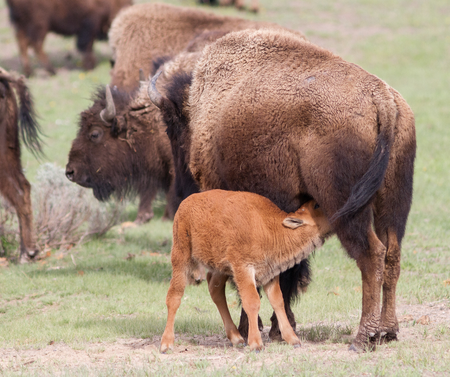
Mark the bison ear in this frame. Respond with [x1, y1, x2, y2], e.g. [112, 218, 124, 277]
[282, 217, 304, 229]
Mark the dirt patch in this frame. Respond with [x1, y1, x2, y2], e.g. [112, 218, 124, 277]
[1, 300, 448, 374]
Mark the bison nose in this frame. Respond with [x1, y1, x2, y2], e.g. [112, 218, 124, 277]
[65, 167, 74, 181]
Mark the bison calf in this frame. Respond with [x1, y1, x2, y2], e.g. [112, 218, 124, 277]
[161, 190, 331, 352]
[0, 67, 42, 262]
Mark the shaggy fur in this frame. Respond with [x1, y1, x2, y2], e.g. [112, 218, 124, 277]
[6, 0, 132, 76]
[161, 190, 331, 352]
[108, 2, 305, 90]
[0, 67, 42, 262]
[149, 29, 416, 350]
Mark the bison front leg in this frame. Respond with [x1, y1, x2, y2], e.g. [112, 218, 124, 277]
[134, 187, 157, 225]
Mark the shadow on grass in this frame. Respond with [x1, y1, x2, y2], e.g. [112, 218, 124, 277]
[31, 257, 172, 283]
[72, 316, 223, 341]
[297, 324, 353, 344]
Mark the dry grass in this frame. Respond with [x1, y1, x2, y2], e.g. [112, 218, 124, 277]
[0, 163, 125, 257]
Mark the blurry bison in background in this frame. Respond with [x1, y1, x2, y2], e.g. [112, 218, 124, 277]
[198, 0, 259, 13]
[0, 67, 42, 262]
[108, 2, 303, 91]
[6, 0, 132, 76]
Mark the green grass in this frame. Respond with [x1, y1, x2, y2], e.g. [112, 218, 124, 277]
[1, 0, 449, 375]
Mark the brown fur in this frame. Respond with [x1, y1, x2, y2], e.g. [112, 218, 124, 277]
[6, 0, 132, 76]
[0, 67, 42, 262]
[150, 29, 416, 350]
[65, 83, 176, 222]
[108, 2, 305, 91]
[161, 190, 331, 352]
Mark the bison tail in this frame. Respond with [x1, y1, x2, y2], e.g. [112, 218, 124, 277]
[15, 77, 45, 158]
[331, 86, 396, 223]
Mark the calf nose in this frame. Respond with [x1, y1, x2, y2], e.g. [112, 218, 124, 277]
[65, 166, 74, 181]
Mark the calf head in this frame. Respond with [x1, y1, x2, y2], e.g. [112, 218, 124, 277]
[283, 200, 333, 238]
[66, 85, 136, 201]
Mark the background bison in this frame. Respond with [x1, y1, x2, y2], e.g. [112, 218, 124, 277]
[6, 0, 132, 76]
[0, 67, 42, 262]
[148, 29, 416, 350]
[108, 2, 305, 91]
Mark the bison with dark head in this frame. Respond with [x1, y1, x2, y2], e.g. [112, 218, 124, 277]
[6, 0, 132, 76]
[66, 82, 175, 223]
[148, 29, 416, 351]
[0, 67, 42, 262]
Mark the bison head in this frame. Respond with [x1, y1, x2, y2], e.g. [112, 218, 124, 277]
[66, 85, 137, 201]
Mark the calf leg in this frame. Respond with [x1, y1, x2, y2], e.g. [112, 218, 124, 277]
[233, 268, 263, 351]
[263, 276, 300, 347]
[207, 271, 244, 346]
[0, 170, 38, 262]
[160, 261, 188, 353]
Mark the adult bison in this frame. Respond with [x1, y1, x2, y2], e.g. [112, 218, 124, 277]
[6, 0, 132, 76]
[108, 2, 305, 91]
[148, 29, 416, 350]
[0, 67, 42, 262]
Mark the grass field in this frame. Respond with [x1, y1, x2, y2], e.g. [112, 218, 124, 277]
[1, 0, 449, 375]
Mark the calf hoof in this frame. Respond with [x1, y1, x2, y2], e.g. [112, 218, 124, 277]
[249, 342, 264, 352]
[160, 343, 173, 354]
[230, 334, 245, 347]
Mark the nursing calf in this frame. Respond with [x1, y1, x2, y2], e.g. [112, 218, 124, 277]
[161, 190, 332, 352]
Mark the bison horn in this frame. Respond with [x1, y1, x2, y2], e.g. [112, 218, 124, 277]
[148, 70, 163, 109]
[100, 84, 116, 123]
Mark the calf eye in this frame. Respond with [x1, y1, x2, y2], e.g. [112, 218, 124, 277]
[314, 203, 320, 209]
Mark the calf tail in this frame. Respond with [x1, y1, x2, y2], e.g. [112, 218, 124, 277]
[14, 76, 44, 158]
[332, 83, 396, 222]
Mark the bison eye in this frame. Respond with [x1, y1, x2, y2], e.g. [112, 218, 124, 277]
[89, 128, 103, 142]
[314, 203, 320, 210]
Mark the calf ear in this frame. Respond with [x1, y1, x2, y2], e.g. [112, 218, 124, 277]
[282, 217, 304, 229]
